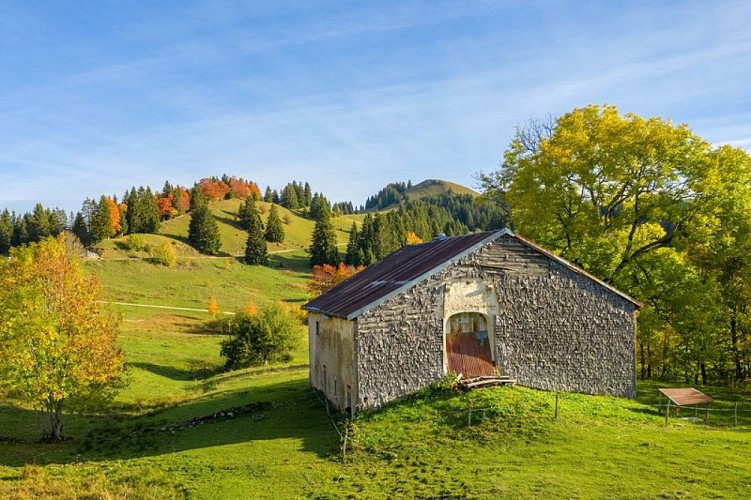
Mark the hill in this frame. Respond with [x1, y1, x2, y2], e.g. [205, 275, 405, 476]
[404, 178, 479, 202]
[93, 198, 357, 259]
[363, 178, 479, 212]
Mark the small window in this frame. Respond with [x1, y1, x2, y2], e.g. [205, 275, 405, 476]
[316, 321, 320, 336]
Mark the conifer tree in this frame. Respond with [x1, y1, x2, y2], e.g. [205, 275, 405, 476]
[72, 212, 91, 247]
[244, 198, 268, 265]
[264, 204, 285, 243]
[0, 209, 12, 254]
[90, 195, 112, 244]
[344, 222, 360, 266]
[12, 216, 28, 248]
[27, 203, 51, 243]
[309, 205, 339, 267]
[238, 196, 255, 231]
[188, 190, 221, 255]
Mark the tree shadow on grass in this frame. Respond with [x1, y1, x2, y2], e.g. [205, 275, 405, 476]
[268, 253, 310, 275]
[0, 376, 338, 467]
[215, 214, 244, 231]
[129, 362, 219, 382]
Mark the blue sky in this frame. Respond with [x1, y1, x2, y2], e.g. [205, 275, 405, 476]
[2, 1, 750, 214]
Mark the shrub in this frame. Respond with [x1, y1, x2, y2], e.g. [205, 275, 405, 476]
[126, 234, 143, 252]
[153, 241, 176, 267]
[220, 303, 300, 370]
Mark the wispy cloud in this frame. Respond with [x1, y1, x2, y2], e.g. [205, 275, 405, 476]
[1, 1, 750, 214]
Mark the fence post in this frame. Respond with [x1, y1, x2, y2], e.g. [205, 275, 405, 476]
[665, 401, 670, 424]
[734, 402, 738, 427]
[704, 403, 710, 424]
[467, 402, 472, 428]
[554, 392, 559, 420]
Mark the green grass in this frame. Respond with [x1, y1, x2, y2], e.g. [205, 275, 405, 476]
[95, 198, 353, 259]
[405, 179, 479, 201]
[84, 251, 311, 312]
[3, 244, 751, 497]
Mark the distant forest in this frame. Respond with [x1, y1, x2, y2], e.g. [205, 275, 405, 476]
[0, 176, 503, 255]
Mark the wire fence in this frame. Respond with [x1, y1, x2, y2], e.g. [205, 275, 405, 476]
[429, 393, 751, 428]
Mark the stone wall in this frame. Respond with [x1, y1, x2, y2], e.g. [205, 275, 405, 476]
[352, 233, 637, 411]
[356, 284, 445, 410]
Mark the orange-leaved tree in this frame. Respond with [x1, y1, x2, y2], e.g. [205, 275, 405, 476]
[0, 236, 125, 441]
[308, 263, 363, 295]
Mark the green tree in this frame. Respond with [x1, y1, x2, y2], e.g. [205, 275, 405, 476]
[309, 206, 339, 267]
[344, 222, 360, 266]
[480, 104, 714, 283]
[264, 204, 285, 243]
[219, 303, 300, 369]
[27, 203, 51, 242]
[238, 197, 255, 231]
[480, 104, 751, 384]
[188, 191, 221, 255]
[71, 212, 91, 247]
[0, 236, 125, 440]
[0, 209, 12, 254]
[244, 198, 268, 265]
[90, 195, 112, 244]
[280, 184, 300, 209]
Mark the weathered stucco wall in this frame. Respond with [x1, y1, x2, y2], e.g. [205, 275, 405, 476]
[308, 313, 357, 412]
[351, 234, 637, 411]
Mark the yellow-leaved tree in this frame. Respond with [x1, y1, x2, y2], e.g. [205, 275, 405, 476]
[0, 235, 125, 441]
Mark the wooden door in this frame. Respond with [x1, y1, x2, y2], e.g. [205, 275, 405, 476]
[446, 313, 495, 378]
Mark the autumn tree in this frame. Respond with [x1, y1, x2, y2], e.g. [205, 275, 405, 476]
[188, 190, 221, 255]
[264, 204, 285, 243]
[208, 296, 220, 317]
[0, 236, 125, 440]
[308, 263, 362, 295]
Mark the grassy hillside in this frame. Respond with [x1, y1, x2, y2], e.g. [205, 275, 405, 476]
[405, 179, 479, 201]
[2, 196, 750, 497]
[94, 198, 354, 259]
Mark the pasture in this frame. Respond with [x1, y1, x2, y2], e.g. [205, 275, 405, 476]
[1, 228, 750, 498]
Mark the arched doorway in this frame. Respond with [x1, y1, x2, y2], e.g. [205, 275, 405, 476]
[445, 312, 495, 378]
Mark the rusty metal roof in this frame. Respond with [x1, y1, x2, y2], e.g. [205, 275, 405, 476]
[303, 229, 641, 320]
[303, 230, 506, 319]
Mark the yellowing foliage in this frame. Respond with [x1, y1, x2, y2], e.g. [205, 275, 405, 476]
[0, 236, 125, 440]
[208, 296, 220, 317]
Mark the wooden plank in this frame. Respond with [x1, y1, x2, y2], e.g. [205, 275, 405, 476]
[658, 388, 712, 407]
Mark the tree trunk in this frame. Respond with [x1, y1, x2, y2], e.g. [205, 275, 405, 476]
[639, 342, 646, 380]
[701, 362, 707, 385]
[731, 315, 742, 381]
[43, 397, 65, 441]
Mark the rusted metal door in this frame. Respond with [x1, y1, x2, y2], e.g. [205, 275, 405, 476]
[446, 313, 495, 378]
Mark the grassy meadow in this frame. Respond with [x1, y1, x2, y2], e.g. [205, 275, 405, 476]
[2, 200, 751, 498]
[94, 199, 356, 259]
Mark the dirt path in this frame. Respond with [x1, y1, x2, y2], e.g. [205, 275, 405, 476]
[100, 301, 234, 314]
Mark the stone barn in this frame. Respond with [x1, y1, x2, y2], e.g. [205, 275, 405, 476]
[303, 229, 640, 414]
